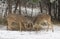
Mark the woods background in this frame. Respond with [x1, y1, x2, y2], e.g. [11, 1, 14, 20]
[0, 0, 60, 25]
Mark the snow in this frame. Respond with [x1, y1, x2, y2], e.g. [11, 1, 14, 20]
[0, 25, 60, 39]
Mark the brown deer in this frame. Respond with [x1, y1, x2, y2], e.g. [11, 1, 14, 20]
[7, 13, 28, 31]
[7, 13, 34, 31]
[33, 13, 54, 32]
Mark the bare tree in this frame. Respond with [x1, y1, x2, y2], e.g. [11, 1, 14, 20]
[24, 1, 27, 15]
[14, 0, 21, 15]
[18, 0, 21, 15]
[31, 3, 33, 17]
[4, 7, 8, 18]
[14, 0, 19, 13]
[39, 1, 42, 13]
[7, 0, 12, 14]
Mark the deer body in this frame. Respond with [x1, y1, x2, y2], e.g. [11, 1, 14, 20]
[7, 14, 27, 31]
[7, 13, 33, 31]
[33, 13, 54, 32]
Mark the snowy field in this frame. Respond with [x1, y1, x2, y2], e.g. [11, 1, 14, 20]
[0, 25, 60, 39]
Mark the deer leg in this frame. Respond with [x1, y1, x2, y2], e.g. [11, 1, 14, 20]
[7, 21, 12, 30]
[7, 23, 9, 30]
[47, 25, 49, 31]
[47, 22, 50, 32]
[7, 21, 10, 30]
[51, 25, 54, 32]
[49, 20, 54, 32]
[47, 22, 54, 32]
[36, 24, 39, 32]
[50, 23, 54, 32]
[19, 22, 22, 31]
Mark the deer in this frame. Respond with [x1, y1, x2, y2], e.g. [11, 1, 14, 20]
[33, 13, 54, 32]
[7, 13, 35, 31]
[6, 13, 28, 31]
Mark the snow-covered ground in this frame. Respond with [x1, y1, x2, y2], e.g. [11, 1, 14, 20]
[0, 25, 60, 39]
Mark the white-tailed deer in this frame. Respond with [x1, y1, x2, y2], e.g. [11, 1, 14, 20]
[7, 13, 28, 31]
[7, 13, 34, 31]
[33, 13, 54, 32]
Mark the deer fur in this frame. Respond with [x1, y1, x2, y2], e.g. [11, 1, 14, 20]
[7, 13, 28, 31]
[33, 13, 54, 32]
[7, 13, 34, 31]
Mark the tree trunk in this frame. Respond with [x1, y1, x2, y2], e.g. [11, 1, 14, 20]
[54, 3, 56, 19]
[31, 3, 33, 17]
[48, 2, 51, 16]
[58, 0, 60, 20]
[19, 0, 21, 15]
[39, 1, 42, 13]
[7, 0, 12, 14]
[4, 7, 8, 18]
[14, 0, 19, 13]
[25, 2, 27, 15]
